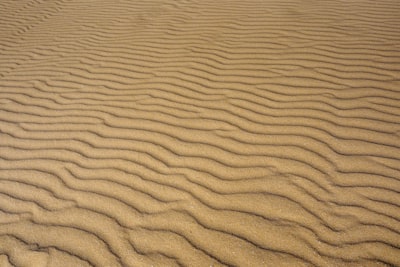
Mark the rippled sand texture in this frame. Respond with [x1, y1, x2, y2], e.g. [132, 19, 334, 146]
[1, 0, 400, 266]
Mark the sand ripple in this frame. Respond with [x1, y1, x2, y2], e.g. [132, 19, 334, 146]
[1, 0, 400, 266]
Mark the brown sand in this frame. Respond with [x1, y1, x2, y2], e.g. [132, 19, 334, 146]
[1, 0, 400, 266]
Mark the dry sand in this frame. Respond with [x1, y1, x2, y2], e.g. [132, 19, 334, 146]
[1, 0, 400, 266]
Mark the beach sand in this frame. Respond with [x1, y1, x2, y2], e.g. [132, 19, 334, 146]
[1, 0, 400, 266]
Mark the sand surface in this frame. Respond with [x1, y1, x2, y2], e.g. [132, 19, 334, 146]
[1, 0, 400, 266]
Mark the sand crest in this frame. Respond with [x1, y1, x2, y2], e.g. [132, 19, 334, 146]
[1, 0, 400, 266]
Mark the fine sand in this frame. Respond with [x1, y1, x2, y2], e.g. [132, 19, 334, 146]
[1, 0, 400, 266]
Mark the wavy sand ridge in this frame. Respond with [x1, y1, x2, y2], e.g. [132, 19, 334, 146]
[1, 0, 400, 266]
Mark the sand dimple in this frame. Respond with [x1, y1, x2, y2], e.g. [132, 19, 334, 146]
[1, 0, 400, 266]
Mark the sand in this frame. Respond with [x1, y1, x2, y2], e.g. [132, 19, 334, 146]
[0, 0, 400, 266]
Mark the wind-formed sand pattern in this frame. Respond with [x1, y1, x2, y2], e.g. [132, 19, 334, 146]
[0, 0, 400, 266]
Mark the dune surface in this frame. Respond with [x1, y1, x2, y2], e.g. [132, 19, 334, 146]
[1, 0, 400, 266]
